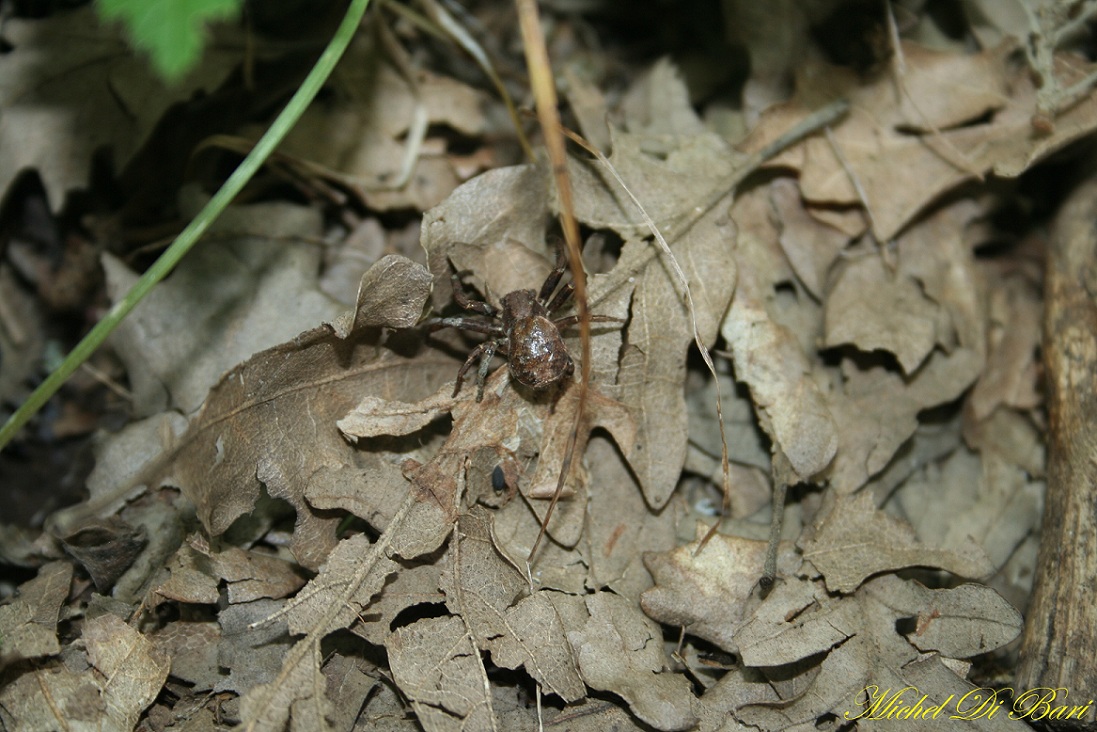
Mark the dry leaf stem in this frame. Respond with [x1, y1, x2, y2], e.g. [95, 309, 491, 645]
[515, 0, 591, 561]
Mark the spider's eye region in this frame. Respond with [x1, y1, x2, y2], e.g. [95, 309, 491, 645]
[508, 315, 573, 389]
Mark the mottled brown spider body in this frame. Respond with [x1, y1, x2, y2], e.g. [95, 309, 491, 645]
[426, 246, 611, 401]
[500, 290, 574, 390]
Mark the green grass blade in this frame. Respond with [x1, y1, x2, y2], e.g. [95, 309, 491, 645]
[0, 0, 373, 452]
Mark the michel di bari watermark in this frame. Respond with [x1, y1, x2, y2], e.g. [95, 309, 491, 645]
[844, 685, 1093, 724]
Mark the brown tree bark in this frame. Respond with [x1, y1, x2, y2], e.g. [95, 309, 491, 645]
[1017, 175, 1097, 730]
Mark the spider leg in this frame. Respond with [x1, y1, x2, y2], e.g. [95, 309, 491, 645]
[553, 314, 622, 329]
[545, 282, 574, 314]
[454, 339, 501, 401]
[538, 244, 570, 304]
[448, 258, 497, 317]
[424, 316, 505, 337]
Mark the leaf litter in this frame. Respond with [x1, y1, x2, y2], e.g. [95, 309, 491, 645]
[2, 2, 1096, 730]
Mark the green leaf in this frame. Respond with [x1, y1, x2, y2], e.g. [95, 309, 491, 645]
[97, 0, 241, 81]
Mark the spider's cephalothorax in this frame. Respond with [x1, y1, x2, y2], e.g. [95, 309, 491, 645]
[427, 246, 607, 401]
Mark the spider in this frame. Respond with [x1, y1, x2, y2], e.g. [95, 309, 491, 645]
[427, 245, 614, 401]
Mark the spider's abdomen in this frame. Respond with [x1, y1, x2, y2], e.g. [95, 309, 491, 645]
[508, 315, 573, 389]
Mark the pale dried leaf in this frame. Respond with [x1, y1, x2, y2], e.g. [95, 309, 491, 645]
[0, 5, 236, 207]
[823, 253, 940, 374]
[84, 613, 171, 731]
[824, 346, 983, 493]
[104, 202, 338, 416]
[583, 435, 686, 599]
[873, 577, 1023, 657]
[748, 40, 1097, 240]
[969, 273, 1043, 419]
[0, 561, 72, 661]
[0, 662, 106, 731]
[802, 492, 994, 593]
[331, 254, 434, 337]
[721, 188, 837, 481]
[443, 508, 585, 701]
[610, 200, 737, 507]
[338, 386, 455, 441]
[642, 530, 797, 653]
[215, 599, 292, 695]
[158, 332, 454, 569]
[771, 178, 847, 299]
[734, 574, 1024, 730]
[278, 38, 489, 211]
[387, 615, 496, 732]
[563, 591, 698, 731]
[897, 448, 1041, 572]
[149, 620, 221, 691]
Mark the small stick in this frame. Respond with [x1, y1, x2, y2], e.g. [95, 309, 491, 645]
[1015, 172, 1097, 729]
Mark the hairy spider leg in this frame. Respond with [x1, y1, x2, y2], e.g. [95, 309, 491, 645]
[449, 259, 497, 317]
[551, 314, 621, 329]
[426, 316, 503, 336]
[545, 282, 574, 314]
[453, 338, 503, 401]
[538, 245, 571, 306]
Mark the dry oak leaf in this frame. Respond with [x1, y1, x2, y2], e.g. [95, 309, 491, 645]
[721, 188, 837, 483]
[144, 260, 437, 570]
[83, 613, 171, 731]
[555, 591, 698, 731]
[0, 662, 106, 731]
[733, 575, 1025, 731]
[276, 33, 490, 213]
[104, 201, 339, 416]
[0, 5, 236, 208]
[801, 491, 994, 594]
[442, 508, 585, 702]
[822, 344, 983, 494]
[640, 526, 800, 654]
[0, 561, 72, 662]
[897, 448, 1042, 574]
[823, 253, 941, 375]
[745, 39, 1097, 241]
[387, 614, 497, 732]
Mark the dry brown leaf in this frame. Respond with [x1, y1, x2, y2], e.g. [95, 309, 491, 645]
[582, 435, 686, 600]
[746, 39, 1097, 240]
[0, 561, 72, 661]
[641, 528, 799, 653]
[57, 516, 146, 592]
[968, 272, 1043, 420]
[104, 201, 338, 416]
[896, 448, 1042, 574]
[770, 177, 848, 299]
[330, 254, 435, 336]
[609, 201, 737, 508]
[154, 543, 220, 606]
[823, 346, 983, 493]
[276, 31, 490, 212]
[733, 575, 1023, 731]
[215, 599, 292, 695]
[84, 613, 171, 731]
[879, 578, 1023, 658]
[157, 246, 436, 562]
[558, 591, 698, 731]
[721, 185, 837, 482]
[823, 253, 941, 374]
[387, 614, 497, 732]
[149, 620, 222, 691]
[0, 5, 237, 208]
[337, 385, 455, 441]
[443, 508, 585, 701]
[0, 662, 106, 730]
[802, 492, 994, 593]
